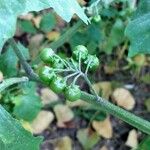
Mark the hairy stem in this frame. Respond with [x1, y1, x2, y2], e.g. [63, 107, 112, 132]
[81, 92, 150, 135]
[9, 39, 40, 82]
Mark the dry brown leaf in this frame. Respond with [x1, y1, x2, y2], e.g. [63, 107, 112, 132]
[21, 121, 32, 132]
[41, 88, 59, 105]
[54, 136, 72, 150]
[0, 71, 3, 82]
[125, 129, 138, 149]
[19, 13, 34, 20]
[54, 104, 74, 127]
[92, 82, 112, 99]
[112, 88, 135, 110]
[32, 16, 42, 28]
[100, 146, 108, 150]
[28, 34, 44, 58]
[92, 117, 113, 139]
[31, 111, 54, 134]
[77, 0, 86, 5]
[67, 99, 89, 108]
[46, 31, 60, 41]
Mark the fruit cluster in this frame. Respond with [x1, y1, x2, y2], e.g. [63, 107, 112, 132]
[39, 45, 99, 102]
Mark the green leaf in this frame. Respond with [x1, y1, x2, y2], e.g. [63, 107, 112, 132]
[19, 20, 37, 34]
[137, 136, 150, 150]
[75, 108, 107, 121]
[0, 46, 18, 77]
[105, 19, 125, 54]
[0, 0, 89, 51]
[13, 82, 42, 121]
[125, 0, 150, 57]
[141, 74, 150, 84]
[0, 43, 30, 77]
[40, 13, 56, 32]
[0, 105, 42, 150]
[77, 128, 100, 150]
[13, 94, 42, 122]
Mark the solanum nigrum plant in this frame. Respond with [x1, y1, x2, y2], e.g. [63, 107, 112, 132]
[39, 45, 99, 101]
[0, 0, 150, 149]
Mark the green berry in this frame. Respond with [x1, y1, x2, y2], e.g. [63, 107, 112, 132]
[39, 66, 55, 83]
[50, 76, 66, 93]
[84, 54, 99, 70]
[52, 57, 64, 69]
[40, 48, 54, 63]
[92, 15, 101, 23]
[65, 85, 81, 101]
[73, 45, 88, 60]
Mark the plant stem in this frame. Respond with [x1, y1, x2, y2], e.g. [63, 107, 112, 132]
[64, 72, 79, 81]
[10, 38, 150, 135]
[82, 73, 98, 97]
[0, 77, 28, 93]
[9, 39, 40, 82]
[85, 61, 92, 75]
[73, 73, 82, 85]
[81, 91, 150, 135]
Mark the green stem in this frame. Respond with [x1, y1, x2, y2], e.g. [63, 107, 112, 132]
[0, 77, 28, 93]
[78, 52, 82, 71]
[81, 92, 150, 135]
[49, 20, 83, 50]
[72, 73, 82, 85]
[70, 58, 78, 70]
[64, 72, 79, 81]
[9, 39, 40, 82]
[82, 74, 98, 97]
[53, 68, 74, 73]
[54, 54, 69, 68]
[85, 61, 92, 75]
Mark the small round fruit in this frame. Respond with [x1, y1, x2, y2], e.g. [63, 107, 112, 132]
[50, 76, 66, 93]
[39, 66, 55, 83]
[65, 85, 81, 101]
[84, 54, 99, 70]
[52, 57, 64, 69]
[92, 15, 101, 23]
[73, 45, 88, 60]
[40, 48, 54, 63]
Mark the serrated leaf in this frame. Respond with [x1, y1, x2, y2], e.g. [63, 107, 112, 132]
[0, 0, 89, 51]
[125, 0, 150, 57]
[0, 105, 42, 150]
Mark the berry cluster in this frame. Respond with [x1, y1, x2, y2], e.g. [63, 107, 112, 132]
[39, 45, 99, 102]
